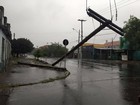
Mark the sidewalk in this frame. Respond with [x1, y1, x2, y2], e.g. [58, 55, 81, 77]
[0, 58, 70, 105]
[0, 58, 69, 86]
[83, 59, 140, 65]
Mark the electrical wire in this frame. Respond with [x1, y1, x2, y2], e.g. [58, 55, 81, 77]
[91, 18, 95, 29]
[114, 0, 118, 21]
[98, 0, 129, 13]
[113, 34, 117, 40]
[109, 0, 113, 21]
[69, 40, 78, 44]
[89, 0, 137, 27]
[95, 33, 118, 37]
[88, 0, 139, 44]
[99, 0, 139, 15]
[116, 0, 139, 10]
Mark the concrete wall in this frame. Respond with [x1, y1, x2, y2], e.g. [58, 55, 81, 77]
[0, 29, 11, 71]
[0, 6, 12, 71]
[0, 29, 4, 62]
[0, 29, 4, 70]
[0, 6, 12, 72]
[0, 6, 4, 25]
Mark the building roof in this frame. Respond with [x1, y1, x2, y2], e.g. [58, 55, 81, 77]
[82, 43, 105, 48]
[83, 41, 120, 49]
[104, 41, 120, 47]
[39, 45, 49, 49]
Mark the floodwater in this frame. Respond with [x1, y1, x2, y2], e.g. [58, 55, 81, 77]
[1, 65, 62, 84]
[1, 59, 140, 105]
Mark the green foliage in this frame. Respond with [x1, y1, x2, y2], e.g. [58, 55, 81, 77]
[123, 16, 140, 50]
[36, 43, 68, 57]
[33, 49, 41, 59]
[120, 37, 129, 49]
[12, 38, 34, 56]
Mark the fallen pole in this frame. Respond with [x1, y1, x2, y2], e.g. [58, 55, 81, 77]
[87, 8, 123, 36]
[52, 23, 108, 66]
[52, 8, 124, 66]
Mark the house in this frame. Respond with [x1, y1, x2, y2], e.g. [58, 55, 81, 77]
[0, 6, 12, 71]
[104, 40, 120, 49]
[82, 43, 105, 59]
[82, 42, 122, 60]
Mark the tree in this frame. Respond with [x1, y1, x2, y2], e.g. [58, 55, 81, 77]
[47, 43, 68, 57]
[12, 38, 34, 57]
[33, 49, 41, 59]
[123, 16, 140, 50]
[36, 43, 68, 57]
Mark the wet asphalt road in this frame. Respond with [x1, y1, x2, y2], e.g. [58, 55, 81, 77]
[2, 59, 140, 105]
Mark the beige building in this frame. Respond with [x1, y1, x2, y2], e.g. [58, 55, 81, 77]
[0, 6, 12, 71]
[104, 41, 120, 49]
[82, 43, 105, 48]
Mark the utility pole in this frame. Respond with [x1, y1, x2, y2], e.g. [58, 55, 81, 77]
[52, 8, 123, 66]
[78, 19, 86, 41]
[78, 30, 80, 60]
[78, 19, 86, 60]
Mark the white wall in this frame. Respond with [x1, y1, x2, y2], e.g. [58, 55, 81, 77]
[0, 29, 11, 65]
[0, 29, 3, 63]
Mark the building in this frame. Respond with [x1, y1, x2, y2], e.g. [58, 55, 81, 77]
[0, 6, 12, 71]
[82, 42, 122, 60]
[104, 40, 120, 49]
[82, 43, 105, 59]
[83, 43, 105, 48]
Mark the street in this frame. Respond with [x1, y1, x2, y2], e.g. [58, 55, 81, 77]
[1, 58, 140, 105]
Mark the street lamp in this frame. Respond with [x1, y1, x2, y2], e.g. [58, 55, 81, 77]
[78, 19, 86, 41]
[72, 28, 80, 44]
[72, 28, 80, 59]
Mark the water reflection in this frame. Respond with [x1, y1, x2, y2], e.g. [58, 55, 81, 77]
[61, 59, 83, 105]
[119, 63, 140, 105]
[45, 58, 140, 105]
[4, 58, 140, 105]
[77, 60, 83, 105]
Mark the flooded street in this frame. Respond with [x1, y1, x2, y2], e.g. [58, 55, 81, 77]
[1, 65, 62, 85]
[1, 59, 140, 105]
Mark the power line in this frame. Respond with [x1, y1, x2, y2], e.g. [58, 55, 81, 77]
[89, 0, 138, 28]
[114, 0, 118, 21]
[98, 0, 129, 13]
[91, 18, 95, 29]
[68, 40, 78, 45]
[109, 0, 113, 21]
[95, 33, 118, 37]
[116, 0, 139, 10]
[85, 33, 119, 37]
[100, 0, 139, 15]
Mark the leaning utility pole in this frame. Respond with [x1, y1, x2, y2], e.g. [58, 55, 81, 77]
[52, 8, 123, 66]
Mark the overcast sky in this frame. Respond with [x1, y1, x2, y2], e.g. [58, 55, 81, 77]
[0, 0, 140, 48]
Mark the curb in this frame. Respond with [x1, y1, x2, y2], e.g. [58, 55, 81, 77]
[0, 59, 70, 89]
